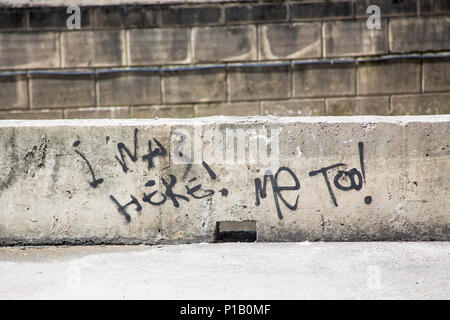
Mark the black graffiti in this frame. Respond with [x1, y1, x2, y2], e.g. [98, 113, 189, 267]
[334, 168, 363, 191]
[142, 138, 167, 170]
[109, 194, 142, 223]
[358, 142, 366, 184]
[202, 161, 217, 180]
[254, 167, 300, 220]
[161, 174, 190, 208]
[308, 163, 344, 207]
[73, 140, 104, 188]
[142, 180, 166, 205]
[114, 128, 169, 174]
[184, 161, 219, 199]
[308, 141, 371, 207]
[141, 175, 191, 208]
[110, 161, 221, 221]
[115, 128, 138, 173]
[185, 177, 215, 199]
[81, 130, 372, 223]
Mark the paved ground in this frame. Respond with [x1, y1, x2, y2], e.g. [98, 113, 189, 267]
[0, 242, 448, 299]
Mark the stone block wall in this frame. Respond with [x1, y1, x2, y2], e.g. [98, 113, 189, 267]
[0, 0, 449, 119]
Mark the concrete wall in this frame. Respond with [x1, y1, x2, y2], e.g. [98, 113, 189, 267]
[0, 116, 448, 244]
[0, 0, 449, 119]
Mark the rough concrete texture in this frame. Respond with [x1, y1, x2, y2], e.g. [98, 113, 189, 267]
[0, 242, 448, 299]
[0, 116, 449, 244]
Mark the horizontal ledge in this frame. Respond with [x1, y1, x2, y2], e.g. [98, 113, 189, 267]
[1, 52, 449, 77]
[0, 115, 449, 127]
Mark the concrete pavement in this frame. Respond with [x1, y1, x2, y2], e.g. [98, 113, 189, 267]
[0, 242, 448, 299]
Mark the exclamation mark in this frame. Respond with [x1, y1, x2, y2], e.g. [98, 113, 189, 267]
[359, 142, 372, 205]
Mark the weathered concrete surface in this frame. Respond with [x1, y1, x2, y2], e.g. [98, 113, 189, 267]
[0, 116, 449, 244]
[0, 242, 449, 299]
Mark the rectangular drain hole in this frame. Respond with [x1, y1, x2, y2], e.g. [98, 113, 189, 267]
[215, 221, 257, 242]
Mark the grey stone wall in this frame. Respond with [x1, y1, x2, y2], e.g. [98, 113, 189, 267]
[0, 0, 449, 119]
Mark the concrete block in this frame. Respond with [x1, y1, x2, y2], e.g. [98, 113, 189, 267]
[129, 28, 190, 65]
[225, 3, 287, 24]
[94, 6, 145, 28]
[357, 61, 420, 95]
[161, 5, 223, 26]
[229, 66, 290, 101]
[98, 72, 161, 107]
[0, 75, 28, 110]
[421, 0, 450, 15]
[142, 6, 161, 27]
[0, 9, 26, 30]
[356, 0, 417, 17]
[61, 30, 125, 68]
[65, 107, 130, 119]
[423, 59, 450, 92]
[290, 1, 354, 20]
[0, 116, 448, 244]
[163, 70, 226, 104]
[193, 26, 256, 63]
[391, 94, 450, 115]
[262, 100, 325, 116]
[0, 32, 59, 69]
[195, 102, 260, 117]
[294, 64, 355, 98]
[0, 109, 63, 119]
[29, 6, 94, 29]
[389, 17, 450, 52]
[131, 105, 195, 118]
[259, 23, 321, 60]
[30, 75, 95, 109]
[324, 20, 387, 57]
[326, 97, 390, 115]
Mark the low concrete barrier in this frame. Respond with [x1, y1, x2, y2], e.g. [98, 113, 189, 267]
[0, 116, 448, 244]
